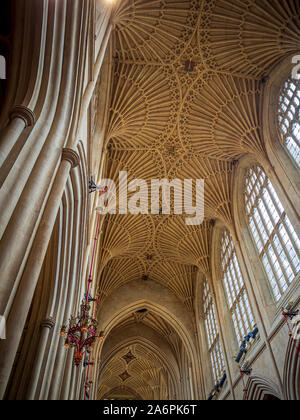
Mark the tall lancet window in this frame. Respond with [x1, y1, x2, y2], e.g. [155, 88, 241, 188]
[278, 77, 300, 168]
[203, 280, 225, 382]
[245, 165, 300, 302]
[221, 229, 255, 343]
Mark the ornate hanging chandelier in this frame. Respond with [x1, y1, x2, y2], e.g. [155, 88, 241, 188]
[60, 299, 101, 366]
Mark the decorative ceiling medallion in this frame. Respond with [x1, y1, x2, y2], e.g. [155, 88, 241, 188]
[119, 370, 131, 382]
[122, 350, 136, 364]
[184, 60, 195, 72]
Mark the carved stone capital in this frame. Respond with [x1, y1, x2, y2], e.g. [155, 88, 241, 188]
[41, 317, 55, 330]
[62, 148, 80, 168]
[9, 105, 36, 127]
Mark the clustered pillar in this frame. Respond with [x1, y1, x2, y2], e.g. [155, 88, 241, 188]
[0, 0, 112, 400]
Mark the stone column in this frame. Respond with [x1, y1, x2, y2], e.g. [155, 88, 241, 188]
[0, 148, 79, 399]
[57, 187, 83, 400]
[0, 105, 36, 167]
[67, 353, 77, 400]
[26, 317, 56, 400]
[212, 278, 239, 381]
[75, 366, 85, 400]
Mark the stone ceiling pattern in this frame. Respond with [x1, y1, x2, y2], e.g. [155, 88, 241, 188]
[98, 317, 178, 401]
[96, 0, 300, 399]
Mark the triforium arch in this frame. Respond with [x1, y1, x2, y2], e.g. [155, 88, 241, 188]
[3, 142, 89, 401]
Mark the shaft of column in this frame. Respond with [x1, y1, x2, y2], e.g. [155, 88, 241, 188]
[26, 318, 55, 400]
[48, 341, 68, 400]
[68, 358, 77, 400]
[60, 348, 74, 400]
[90, 359, 98, 401]
[0, 149, 79, 399]
[48, 192, 74, 400]
[78, 24, 112, 128]
[75, 365, 84, 400]
[0, 106, 36, 168]
[0, 0, 84, 316]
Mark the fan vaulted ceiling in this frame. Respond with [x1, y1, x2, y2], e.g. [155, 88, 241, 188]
[96, 0, 300, 399]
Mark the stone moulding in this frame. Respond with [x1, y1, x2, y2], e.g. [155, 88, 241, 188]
[40, 317, 56, 330]
[9, 105, 36, 127]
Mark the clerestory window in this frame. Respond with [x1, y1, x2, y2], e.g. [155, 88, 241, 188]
[245, 165, 300, 302]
